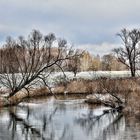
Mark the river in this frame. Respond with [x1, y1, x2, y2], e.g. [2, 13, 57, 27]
[0, 95, 140, 140]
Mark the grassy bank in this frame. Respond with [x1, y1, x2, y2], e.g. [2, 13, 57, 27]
[0, 77, 140, 119]
[53, 77, 140, 119]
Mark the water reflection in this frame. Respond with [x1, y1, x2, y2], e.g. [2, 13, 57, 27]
[0, 95, 140, 140]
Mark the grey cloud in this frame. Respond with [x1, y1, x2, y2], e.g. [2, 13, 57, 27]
[1, 0, 140, 21]
[0, 0, 140, 55]
[77, 43, 120, 56]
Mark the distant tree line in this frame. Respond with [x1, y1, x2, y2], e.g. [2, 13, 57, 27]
[64, 51, 127, 75]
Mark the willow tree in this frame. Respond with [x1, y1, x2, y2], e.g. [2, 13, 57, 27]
[0, 30, 79, 105]
[113, 28, 140, 77]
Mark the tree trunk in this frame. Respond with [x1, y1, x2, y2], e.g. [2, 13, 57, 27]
[130, 68, 135, 77]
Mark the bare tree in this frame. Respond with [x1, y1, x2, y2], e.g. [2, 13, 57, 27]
[67, 51, 81, 77]
[113, 28, 140, 77]
[102, 54, 114, 71]
[0, 30, 80, 105]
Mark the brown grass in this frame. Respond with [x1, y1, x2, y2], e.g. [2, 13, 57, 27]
[123, 91, 140, 118]
[56, 77, 140, 94]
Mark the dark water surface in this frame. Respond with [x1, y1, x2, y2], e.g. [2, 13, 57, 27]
[0, 95, 140, 140]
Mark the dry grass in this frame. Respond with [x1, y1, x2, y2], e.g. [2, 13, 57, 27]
[123, 91, 140, 119]
[66, 79, 93, 94]
[31, 87, 49, 96]
[56, 77, 140, 94]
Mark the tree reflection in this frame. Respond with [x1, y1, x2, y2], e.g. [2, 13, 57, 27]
[75, 109, 123, 139]
[4, 101, 73, 140]
[0, 97, 135, 140]
[8, 108, 45, 140]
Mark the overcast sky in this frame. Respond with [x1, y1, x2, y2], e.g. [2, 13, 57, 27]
[0, 0, 140, 55]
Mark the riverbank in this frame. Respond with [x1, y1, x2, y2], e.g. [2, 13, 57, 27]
[0, 77, 140, 119]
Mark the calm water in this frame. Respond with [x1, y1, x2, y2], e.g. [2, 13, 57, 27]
[0, 95, 140, 140]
